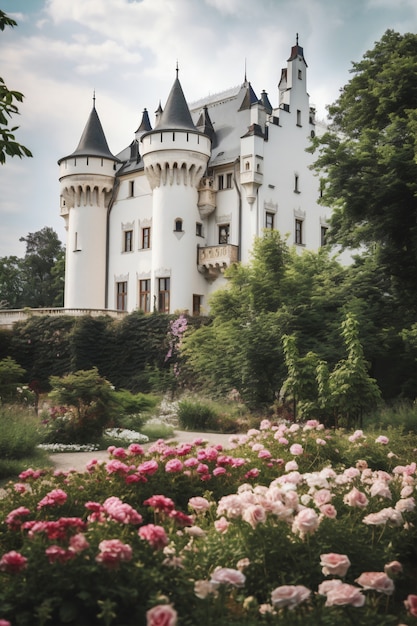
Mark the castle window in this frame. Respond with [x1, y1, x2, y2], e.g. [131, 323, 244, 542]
[139, 279, 151, 313]
[116, 281, 128, 311]
[193, 294, 202, 316]
[296, 110, 301, 126]
[294, 174, 300, 193]
[196, 222, 203, 237]
[298, 69, 302, 80]
[295, 219, 303, 245]
[219, 224, 230, 244]
[218, 175, 224, 190]
[142, 227, 151, 249]
[226, 173, 233, 189]
[174, 219, 183, 232]
[129, 181, 134, 197]
[245, 161, 250, 171]
[123, 229, 133, 252]
[74, 231, 81, 251]
[158, 278, 170, 313]
[321, 226, 328, 247]
[265, 212, 275, 230]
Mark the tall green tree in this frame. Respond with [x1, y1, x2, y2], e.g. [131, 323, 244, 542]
[0, 11, 32, 164]
[311, 30, 417, 308]
[0, 256, 24, 308]
[19, 226, 65, 307]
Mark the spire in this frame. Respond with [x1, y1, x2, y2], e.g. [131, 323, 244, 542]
[59, 100, 117, 162]
[287, 34, 307, 66]
[155, 70, 197, 132]
[260, 90, 273, 115]
[135, 108, 152, 134]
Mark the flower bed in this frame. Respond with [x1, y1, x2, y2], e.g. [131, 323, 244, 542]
[0, 420, 416, 625]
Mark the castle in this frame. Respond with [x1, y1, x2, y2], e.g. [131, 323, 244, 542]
[58, 37, 329, 315]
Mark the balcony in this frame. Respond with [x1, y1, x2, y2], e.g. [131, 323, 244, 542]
[198, 244, 239, 281]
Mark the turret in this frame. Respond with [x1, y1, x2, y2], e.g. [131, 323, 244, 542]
[141, 70, 211, 313]
[58, 97, 119, 309]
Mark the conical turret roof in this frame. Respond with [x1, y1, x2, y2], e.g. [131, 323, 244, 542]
[58, 99, 118, 163]
[135, 108, 152, 134]
[155, 73, 198, 132]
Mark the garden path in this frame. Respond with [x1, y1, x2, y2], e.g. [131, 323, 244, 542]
[49, 430, 235, 473]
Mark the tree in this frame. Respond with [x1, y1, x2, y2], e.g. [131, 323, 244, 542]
[0, 11, 32, 164]
[19, 226, 65, 307]
[311, 30, 417, 308]
[0, 256, 25, 308]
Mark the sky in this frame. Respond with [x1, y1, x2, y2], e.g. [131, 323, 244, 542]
[1, 0, 417, 258]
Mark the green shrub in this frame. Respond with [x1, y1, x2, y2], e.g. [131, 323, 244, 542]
[177, 399, 219, 431]
[365, 400, 417, 434]
[0, 405, 41, 460]
[0, 356, 26, 402]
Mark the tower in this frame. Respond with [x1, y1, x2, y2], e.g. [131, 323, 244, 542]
[58, 98, 119, 309]
[140, 70, 212, 313]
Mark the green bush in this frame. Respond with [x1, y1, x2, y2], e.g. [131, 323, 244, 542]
[177, 399, 219, 431]
[0, 405, 41, 460]
[0, 356, 26, 402]
[365, 400, 417, 434]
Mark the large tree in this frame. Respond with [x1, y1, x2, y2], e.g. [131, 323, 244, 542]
[311, 30, 417, 309]
[0, 11, 32, 164]
[0, 227, 65, 308]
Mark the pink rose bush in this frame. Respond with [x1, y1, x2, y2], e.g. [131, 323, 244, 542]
[0, 417, 417, 624]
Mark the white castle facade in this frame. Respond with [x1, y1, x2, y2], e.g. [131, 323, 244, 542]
[58, 38, 329, 315]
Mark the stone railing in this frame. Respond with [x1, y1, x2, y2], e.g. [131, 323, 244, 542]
[197, 244, 239, 281]
[0, 308, 127, 329]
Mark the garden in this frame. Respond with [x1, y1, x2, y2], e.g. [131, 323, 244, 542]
[0, 398, 417, 625]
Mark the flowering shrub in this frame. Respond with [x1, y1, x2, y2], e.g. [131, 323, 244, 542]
[0, 419, 416, 624]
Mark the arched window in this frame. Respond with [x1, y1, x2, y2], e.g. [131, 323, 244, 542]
[174, 218, 183, 232]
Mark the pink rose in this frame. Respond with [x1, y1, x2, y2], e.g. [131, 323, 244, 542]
[214, 516, 230, 533]
[289, 443, 304, 456]
[343, 487, 368, 508]
[0, 620, 11, 626]
[271, 585, 311, 609]
[103, 496, 143, 525]
[292, 508, 320, 536]
[96, 539, 132, 568]
[0, 550, 28, 573]
[355, 571, 395, 595]
[384, 560, 402, 576]
[405, 594, 417, 617]
[319, 504, 337, 518]
[146, 604, 177, 626]
[188, 496, 211, 513]
[320, 553, 351, 577]
[37, 488, 68, 509]
[165, 459, 183, 473]
[322, 582, 365, 607]
[242, 504, 267, 528]
[139, 524, 168, 550]
[210, 567, 246, 588]
[375, 435, 389, 444]
[69, 533, 90, 554]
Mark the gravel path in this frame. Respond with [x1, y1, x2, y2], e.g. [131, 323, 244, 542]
[49, 430, 236, 473]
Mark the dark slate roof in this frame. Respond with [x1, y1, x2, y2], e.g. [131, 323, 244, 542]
[58, 103, 118, 163]
[287, 36, 308, 66]
[152, 75, 198, 132]
[135, 108, 152, 134]
[196, 106, 216, 144]
[238, 81, 259, 111]
[260, 90, 273, 115]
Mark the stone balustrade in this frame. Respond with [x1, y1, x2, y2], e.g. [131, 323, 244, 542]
[0, 308, 127, 329]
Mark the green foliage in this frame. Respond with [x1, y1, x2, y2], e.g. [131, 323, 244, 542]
[0, 227, 65, 309]
[0, 405, 41, 466]
[0, 356, 25, 402]
[0, 12, 32, 164]
[178, 399, 220, 431]
[311, 30, 417, 308]
[365, 400, 417, 434]
[47, 368, 118, 443]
